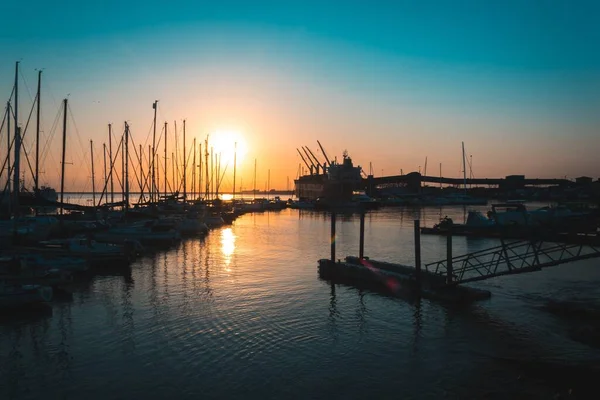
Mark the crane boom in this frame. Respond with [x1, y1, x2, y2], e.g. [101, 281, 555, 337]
[304, 146, 322, 168]
[302, 147, 319, 170]
[296, 148, 312, 172]
[302, 146, 321, 175]
[317, 140, 332, 166]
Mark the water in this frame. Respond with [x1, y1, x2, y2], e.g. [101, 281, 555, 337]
[2, 205, 600, 399]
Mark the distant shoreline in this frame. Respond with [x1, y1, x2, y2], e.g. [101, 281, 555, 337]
[60, 190, 295, 196]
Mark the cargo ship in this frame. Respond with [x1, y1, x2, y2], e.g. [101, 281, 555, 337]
[294, 149, 363, 204]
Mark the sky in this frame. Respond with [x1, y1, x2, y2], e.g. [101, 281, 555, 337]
[1, 0, 599, 193]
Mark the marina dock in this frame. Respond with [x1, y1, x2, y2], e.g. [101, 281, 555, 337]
[318, 209, 600, 303]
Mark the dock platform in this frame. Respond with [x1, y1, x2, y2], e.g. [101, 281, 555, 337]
[318, 256, 491, 303]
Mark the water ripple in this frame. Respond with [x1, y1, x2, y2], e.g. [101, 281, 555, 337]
[2, 208, 600, 399]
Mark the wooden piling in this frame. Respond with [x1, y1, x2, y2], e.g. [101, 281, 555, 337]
[414, 220, 421, 289]
[446, 232, 453, 284]
[331, 212, 336, 262]
[359, 208, 365, 259]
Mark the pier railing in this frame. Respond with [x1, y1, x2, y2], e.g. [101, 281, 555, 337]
[425, 238, 600, 287]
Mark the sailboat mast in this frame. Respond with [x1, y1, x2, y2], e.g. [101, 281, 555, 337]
[267, 169, 270, 200]
[121, 133, 125, 202]
[253, 158, 257, 200]
[200, 142, 202, 197]
[182, 119, 186, 200]
[174, 120, 178, 192]
[164, 121, 168, 196]
[90, 140, 96, 208]
[462, 141, 467, 195]
[439, 163, 442, 189]
[35, 70, 41, 190]
[139, 144, 144, 200]
[124, 122, 129, 210]
[469, 155, 473, 188]
[233, 142, 237, 200]
[103, 143, 107, 204]
[148, 146, 151, 201]
[192, 137, 196, 198]
[210, 147, 214, 200]
[152, 100, 157, 203]
[204, 136, 209, 200]
[108, 124, 114, 203]
[216, 153, 220, 199]
[60, 99, 67, 218]
[13, 61, 20, 214]
[172, 152, 175, 194]
[6, 102, 10, 197]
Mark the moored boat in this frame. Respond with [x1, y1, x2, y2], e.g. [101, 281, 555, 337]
[0, 282, 53, 311]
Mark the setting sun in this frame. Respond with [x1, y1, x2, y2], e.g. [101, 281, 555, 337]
[209, 129, 248, 168]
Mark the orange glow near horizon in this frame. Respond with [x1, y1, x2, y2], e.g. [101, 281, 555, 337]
[208, 129, 248, 170]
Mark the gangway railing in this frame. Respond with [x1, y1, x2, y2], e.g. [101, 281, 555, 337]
[425, 238, 600, 287]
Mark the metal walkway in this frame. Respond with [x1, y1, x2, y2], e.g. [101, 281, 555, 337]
[425, 238, 600, 287]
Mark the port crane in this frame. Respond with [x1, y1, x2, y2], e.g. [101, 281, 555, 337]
[317, 140, 332, 167]
[296, 148, 313, 174]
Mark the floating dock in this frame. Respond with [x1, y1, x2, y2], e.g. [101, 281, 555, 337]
[318, 256, 491, 303]
[318, 211, 491, 303]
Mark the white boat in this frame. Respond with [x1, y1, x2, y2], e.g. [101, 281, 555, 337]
[488, 203, 594, 229]
[94, 220, 181, 246]
[33, 237, 137, 265]
[264, 196, 287, 211]
[351, 191, 380, 209]
[204, 214, 225, 228]
[179, 214, 209, 236]
[288, 199, 315, 209]
[236, 200, 265, 213]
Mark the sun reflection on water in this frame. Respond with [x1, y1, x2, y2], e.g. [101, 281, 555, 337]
[220, 228, 236, 269]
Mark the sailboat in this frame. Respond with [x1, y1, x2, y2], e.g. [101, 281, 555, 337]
[2, 62, 58, 214]
[439, 143, 487, 206]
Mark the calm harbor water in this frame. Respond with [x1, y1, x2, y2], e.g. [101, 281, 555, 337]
[2, 204, 600, 399]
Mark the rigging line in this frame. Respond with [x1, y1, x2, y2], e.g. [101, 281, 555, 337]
[96, 137, 123, 206]
[19, 67, 34, 104]
[67, 103, 92, 178]
[42, 77, 59, 118]
[21, 138, 35, 189]
[128, 154, 143, 194]
[112, 138, 124, 191]
[0, 163, 14, 198]
[126, 133, 143, 192]
[136, 145, 152, 199]
[141, 120, 153, 153]
[0, 104, 7, 139]
[43, 140, 61, 182]
[4, 86, 15, 105]
[39, 102, 62, 164]
[174, 122, 180, 189]
[0, 133, 16, 188]
[218, 163, 229, 188]
[130, 136, 149, 193]
[18, 92, 38, 183]
[149, 128, 164, 179]
[174, 140, 194, 194]
[154, 149, 174, 194]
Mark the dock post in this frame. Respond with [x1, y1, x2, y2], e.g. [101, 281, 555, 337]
[359, 207, 365, 259]
[446, 232, 453, 284]
[331, 211, 336, 262]
[414, 220, 421, 290]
